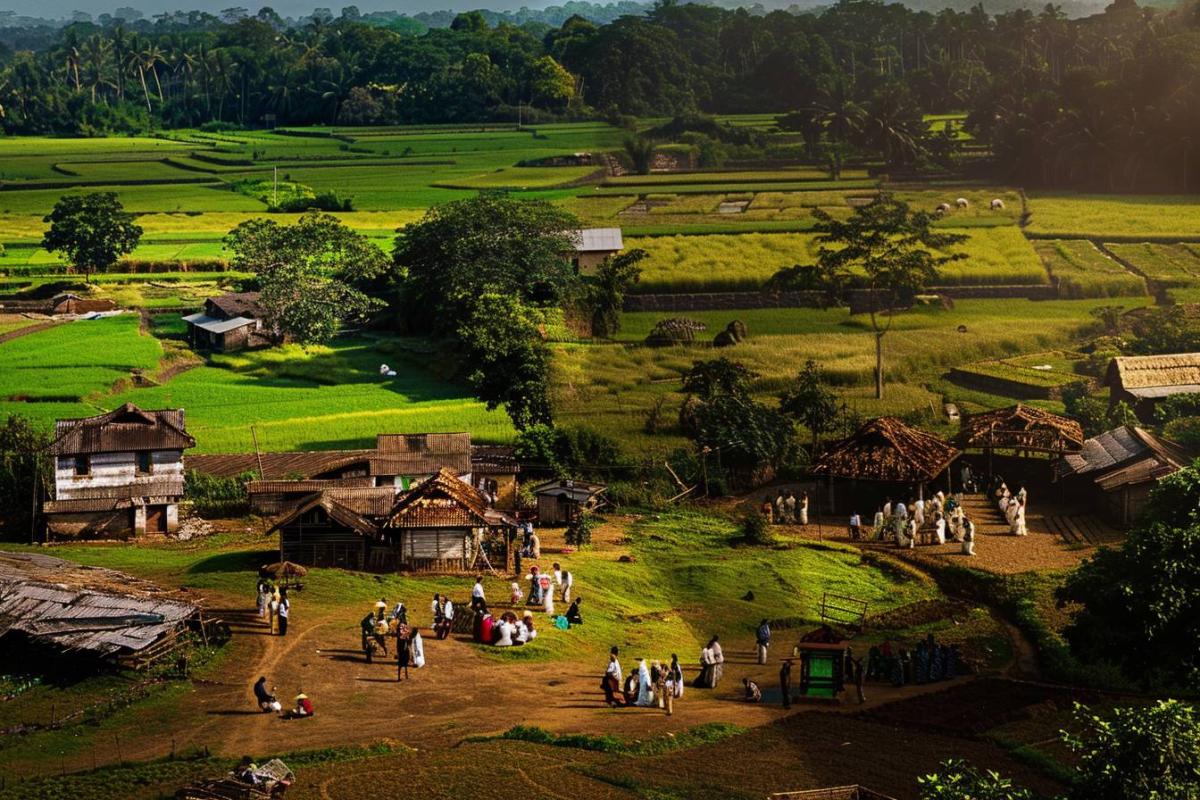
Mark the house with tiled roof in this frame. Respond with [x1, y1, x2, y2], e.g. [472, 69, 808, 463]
[270, 468, 517, 573]
[44, 404, 196, 538]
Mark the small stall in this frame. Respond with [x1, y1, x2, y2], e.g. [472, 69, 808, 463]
[793, 625, 849, 700]
[533, 479, 607, 525]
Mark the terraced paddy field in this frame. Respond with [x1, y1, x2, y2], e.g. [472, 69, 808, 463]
[1025, 193, 1200, 239]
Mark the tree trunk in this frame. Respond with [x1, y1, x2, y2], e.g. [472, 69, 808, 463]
[874, 332, 884, 399]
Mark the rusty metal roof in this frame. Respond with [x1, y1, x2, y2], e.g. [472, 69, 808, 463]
[0, 551, 199, 657]
[50, 404, 195, 456]
[207, 291, 263, 320]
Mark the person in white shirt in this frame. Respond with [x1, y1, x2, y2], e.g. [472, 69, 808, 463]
[849, 512, 862, 540]
[494, 619, 515, 647]
[552, 562, 574, 603]
[470, 576, 486, 611]
[603, 647, 623, 707]
[934, 513, 946, 545]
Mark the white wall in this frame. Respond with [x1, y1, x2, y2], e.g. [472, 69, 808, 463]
[55, 449, 184, 500]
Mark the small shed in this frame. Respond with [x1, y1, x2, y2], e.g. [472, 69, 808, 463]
[566, 227, 624, 271]
[1056, 425, 1192, 526]
[533, 479, 607, 525]
[811, 417, 959, 512]
[183, 292, 268, 352]
[1106, 353, 1200, 422]
[0, 551, 203, 669]
[269, 492, 382, 570]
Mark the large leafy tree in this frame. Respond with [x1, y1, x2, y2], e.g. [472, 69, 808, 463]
[42, 192, 142, 279]
[769, 194, 966, 399]
[1057, 460, 1200, 688]
[224, 212, 387, 345]
[392, 193, 580, 335]
[457, 293, 554, 430]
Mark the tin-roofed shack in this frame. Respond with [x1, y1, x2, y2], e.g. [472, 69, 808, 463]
[0, 551, 205, 670]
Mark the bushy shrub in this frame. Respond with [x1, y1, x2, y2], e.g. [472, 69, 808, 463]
[740, 508, 772, 545]
[565, 512, 595, 547]
[185, 470, 252, 518]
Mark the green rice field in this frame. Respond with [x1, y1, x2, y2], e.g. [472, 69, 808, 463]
[1033, 240, 1149, 298]
[1025, 193, 1200, 238]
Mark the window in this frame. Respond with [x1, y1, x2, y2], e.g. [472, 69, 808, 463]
[73, 455, 90, 476]
[136, 451, 153, 475]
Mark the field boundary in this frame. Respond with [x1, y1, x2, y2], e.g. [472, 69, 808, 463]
[623, 284, 1060, 312]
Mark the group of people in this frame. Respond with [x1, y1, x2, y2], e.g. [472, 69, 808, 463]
[253, 676, 314, 720]
[358, 598, 427, 677]
[471, 568, 583, 646]
[853, 491, 977, 556]
[602, 647, 685, 714]
[761, 490, 809, 525]
[865, 634, 961, 687]
[255, 578, 291, 635]
[994, 478, 1029, 537]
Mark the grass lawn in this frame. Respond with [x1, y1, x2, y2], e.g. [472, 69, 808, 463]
[107, 333, 516, 452]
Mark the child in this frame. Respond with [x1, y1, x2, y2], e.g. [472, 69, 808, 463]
[510, 582, 524, 605]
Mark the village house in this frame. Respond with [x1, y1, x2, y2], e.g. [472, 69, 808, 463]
[182, 291, 269, 352]
[269, 468, 516, 573]
[1056, 425, 1192, 527]
[44, 403, 196, 538]
[533, 478, 608, 525]
[567, 227, 624, 272]
[1106, 353, 1200, 422]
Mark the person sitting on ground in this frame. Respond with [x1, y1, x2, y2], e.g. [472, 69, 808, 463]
[565, 596, 583, 626]
[253, 676, 281, 713]
[494, 616, 516, 647]
[516, 611, 537, 644]
[284, 692, 314, 719]
[743, 677, 762, 703]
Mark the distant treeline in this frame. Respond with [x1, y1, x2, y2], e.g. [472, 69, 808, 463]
[0, 0, 1198, 191]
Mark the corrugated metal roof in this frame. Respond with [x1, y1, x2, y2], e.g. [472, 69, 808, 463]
[568, 227, 624, 252]
[50, 404, 195, 456]
[1061, 426, 1148, 476]
[369, 454, 471, 476]
[532, 479, 607, 501]
[184, 315, 257, 334]
[247, 478, 374, 494]
[186, 450, 373, 479]
[376, 432, 470, 454]
[0, 551, 199, 657]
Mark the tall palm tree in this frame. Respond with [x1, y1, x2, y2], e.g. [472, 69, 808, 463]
[82, 35, 113, 104]
[140, 44, 167, 104]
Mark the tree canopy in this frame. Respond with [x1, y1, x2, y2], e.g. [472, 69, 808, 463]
[1057, 459, 1200, 688]
[224, 211, 387, 345]
[41, 192, 142, 277]
[392, 193, 580, 335]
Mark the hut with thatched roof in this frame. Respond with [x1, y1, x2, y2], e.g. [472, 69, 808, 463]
[955, 404, 1084, 483]
[1107, 353, 1200, 422]
[811, 418, 959, 512]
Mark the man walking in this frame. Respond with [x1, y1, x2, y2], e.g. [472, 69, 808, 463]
[470, 576, 486, 611]
[755, 619, 771, 665]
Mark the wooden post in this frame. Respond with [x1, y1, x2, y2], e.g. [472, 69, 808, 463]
[251, 426, 265, 480]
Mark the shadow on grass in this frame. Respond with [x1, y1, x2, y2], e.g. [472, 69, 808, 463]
[187, 550, 275, 575]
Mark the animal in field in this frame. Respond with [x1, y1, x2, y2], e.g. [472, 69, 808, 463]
[935, 202, 951, 216]
[991, 198, 1005, 210]
[956, 197, 969, 209]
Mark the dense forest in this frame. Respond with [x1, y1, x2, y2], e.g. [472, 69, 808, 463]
[0, 0, 1198, 190]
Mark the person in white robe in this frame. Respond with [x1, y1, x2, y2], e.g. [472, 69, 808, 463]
[411, 629, 425, 667]
[913, 499, 925, 528]
[934, 513, 946, 545]
[1014, 502, 1028, 536]
[635, 659, 655, 706]
[873, 508, 886, 540]
[494, 619, 515, 647]
[962, 519, 976, 555]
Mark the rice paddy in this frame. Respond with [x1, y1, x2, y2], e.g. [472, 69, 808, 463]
[1033, 240, 1149, 298]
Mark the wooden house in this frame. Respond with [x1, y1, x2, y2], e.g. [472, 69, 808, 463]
[533, 479, 607, 525]
[1056, 425, 1192, 526]
[183, 292, 268, 352]
[270, 469, 515, 573]
[811, 417, 959, 512]
[1106, 353, 1200, 422]
[566, 227, 624, 272]
[44, 404, 196, 539]
[469, 444, 520, 510]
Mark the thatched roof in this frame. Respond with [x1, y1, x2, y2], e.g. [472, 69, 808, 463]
[1107, 353, 1200, 398]
[0, 551, 198, 657]
[812, 417, 959, 482]
[956, 404, 1084, 452]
